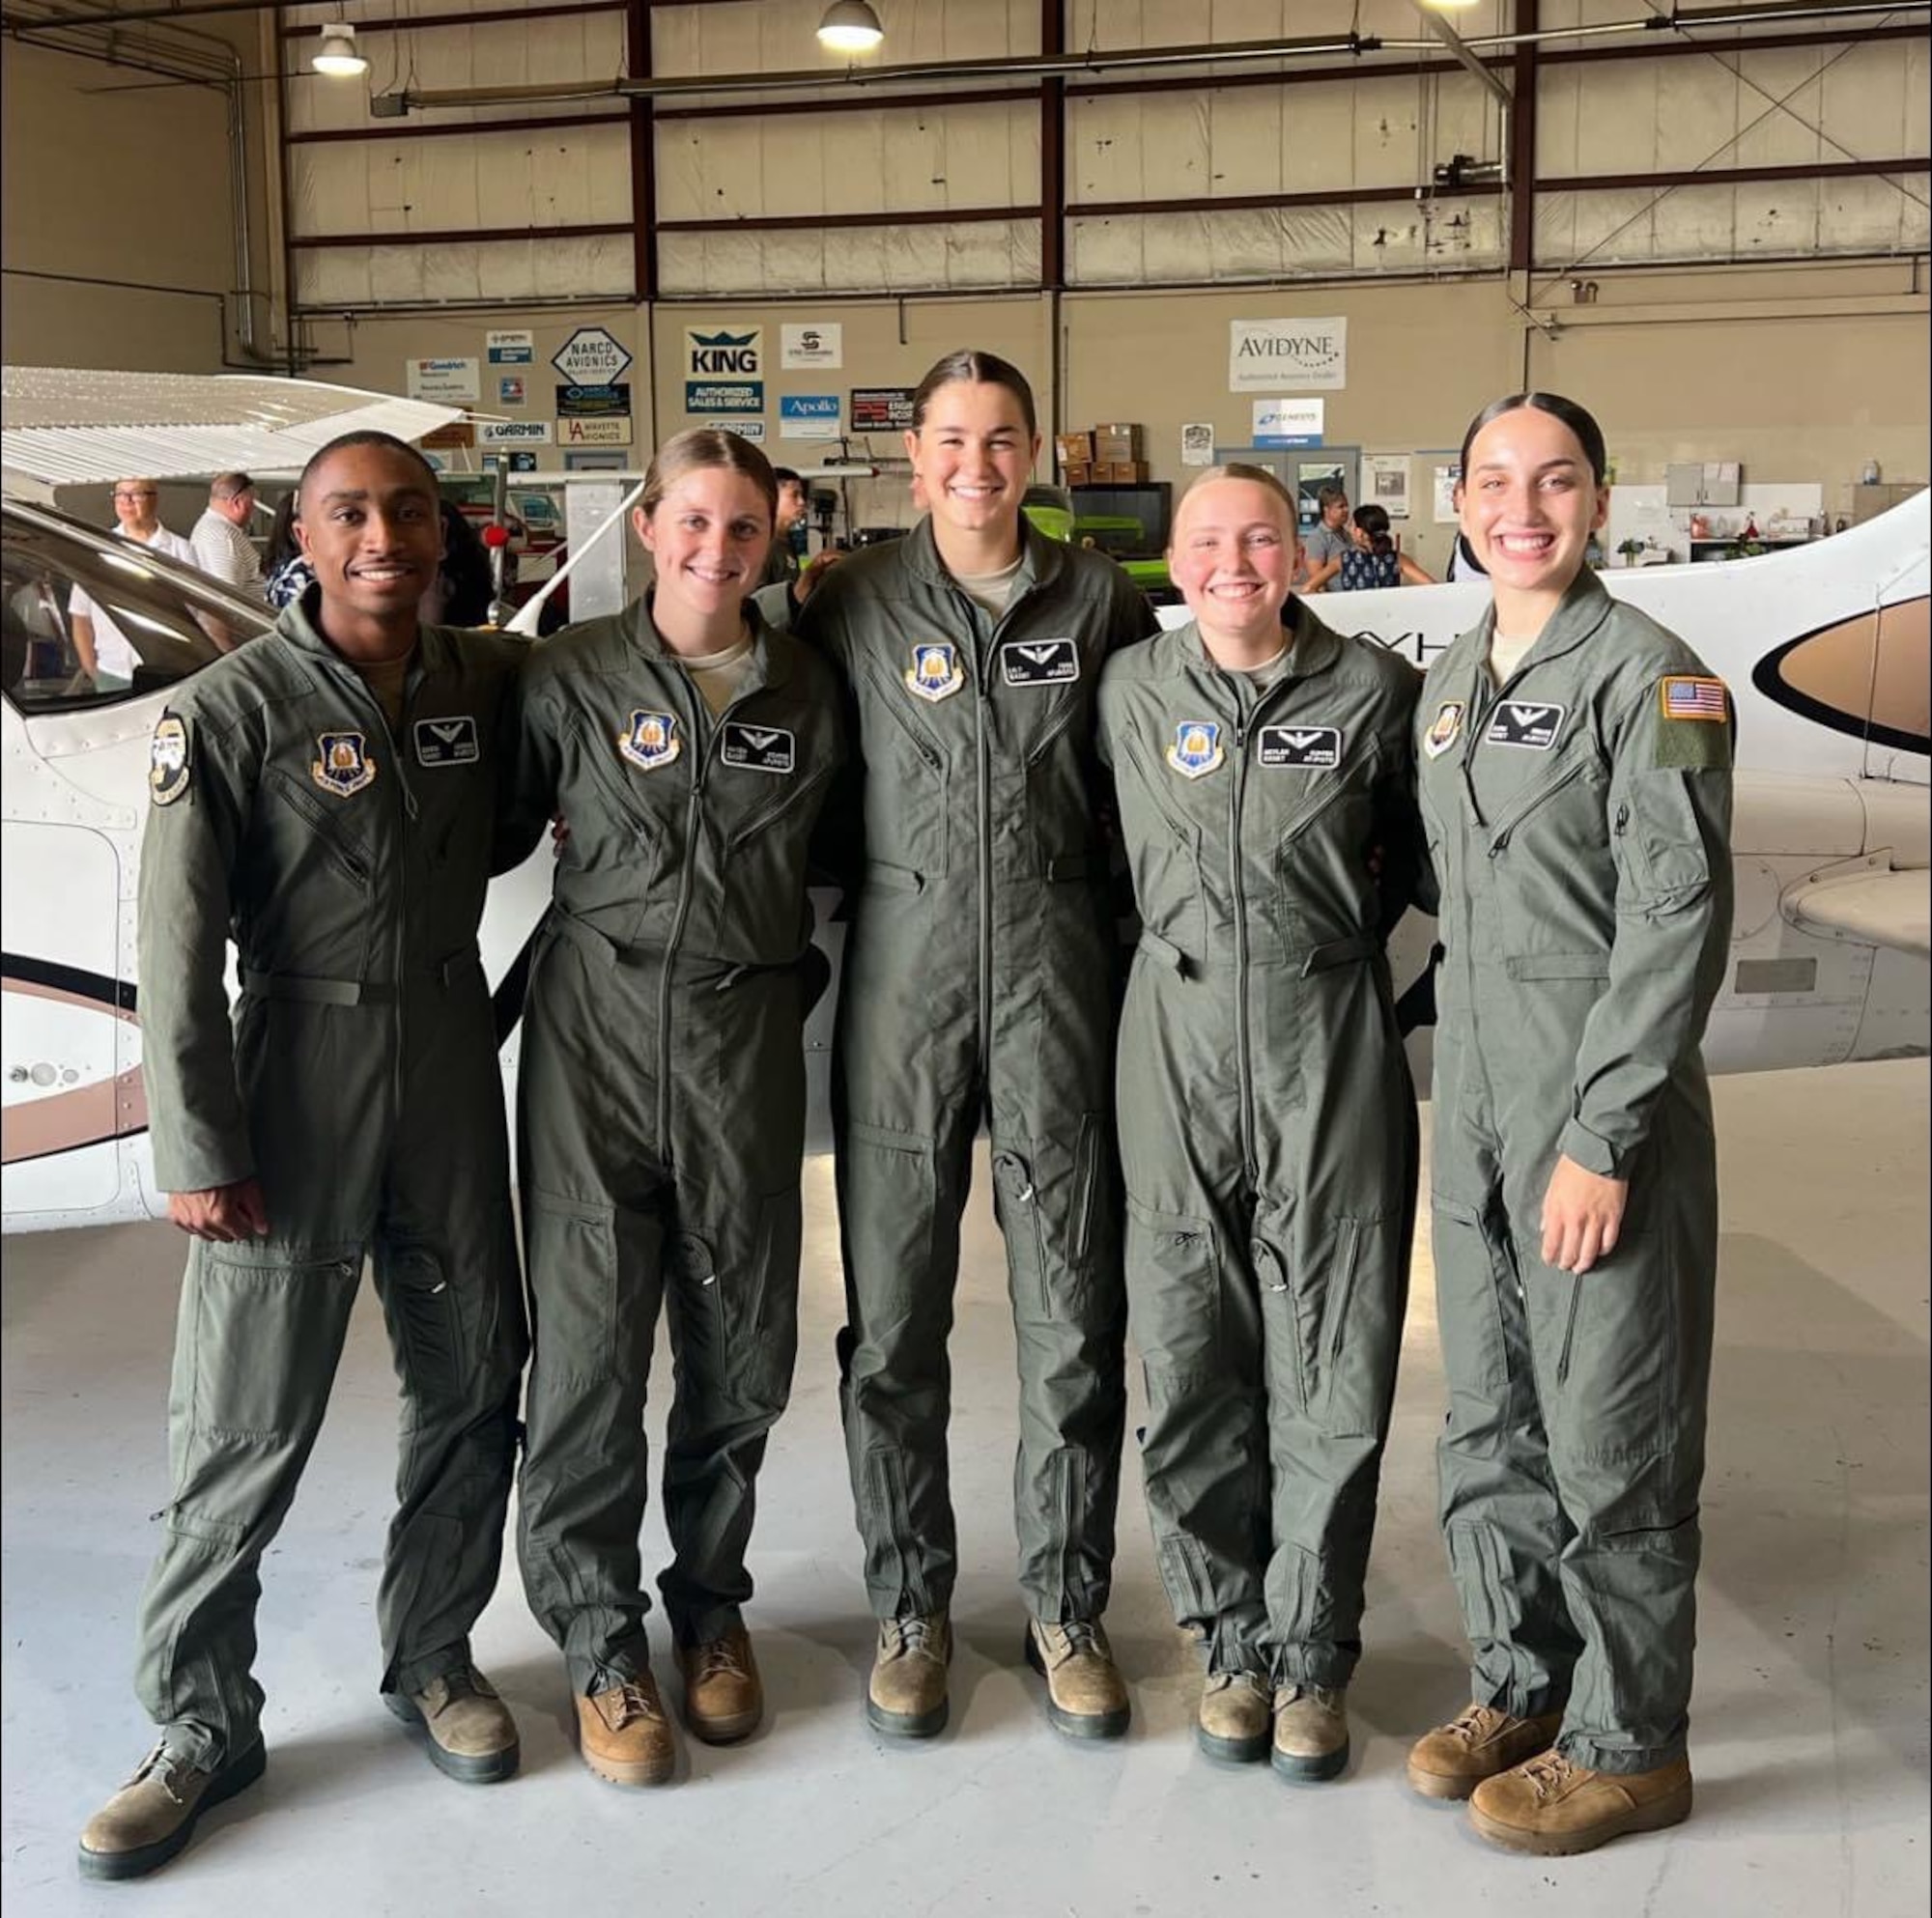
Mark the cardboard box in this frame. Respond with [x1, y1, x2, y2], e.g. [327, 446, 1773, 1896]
[1094, 459, 1150, 484]
[1055, 431, 1094, 466]
[1094, 424, 1144, 462]
[1062, 460, 1094, 487]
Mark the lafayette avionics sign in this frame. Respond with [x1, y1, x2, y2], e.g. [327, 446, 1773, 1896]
[1229, 319, 1348, 393]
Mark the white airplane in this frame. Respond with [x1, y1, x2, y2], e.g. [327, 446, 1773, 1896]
[2, 370, 1926, 1232]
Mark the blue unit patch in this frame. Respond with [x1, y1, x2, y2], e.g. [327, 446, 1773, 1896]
[312, 730, 376, 797]
[1165, 719, 1225, 780]
[905, 641, 964, 703]
[618, 709, 681, 772]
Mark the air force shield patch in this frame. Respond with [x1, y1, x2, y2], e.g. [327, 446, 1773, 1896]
[905, 641, 964, 703]
[619, 710, 681, 772]
[149, 712, 190, 806]
[1424, 700, 1465, 759]
[1165, 719, 1225, 780]
[312, 731, 376, 797]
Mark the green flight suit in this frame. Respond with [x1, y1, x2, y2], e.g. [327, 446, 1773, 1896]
[1096, 606, 1424, 1686]
[131, 597, 528, 1773]
[504, 599, 844, 1691]
[797, 520, 1157, 1624]
[1415, 570, 1734, 1775]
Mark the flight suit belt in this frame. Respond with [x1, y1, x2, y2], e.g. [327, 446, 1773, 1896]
[240, 950, 483, 1006]
[1137, 927, 1380, 980]
[547, 906, 798, 992]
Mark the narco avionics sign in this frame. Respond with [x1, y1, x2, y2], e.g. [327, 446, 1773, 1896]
[1228, 318, 1348, 393]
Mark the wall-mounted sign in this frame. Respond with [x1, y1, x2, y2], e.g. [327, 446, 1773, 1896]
[1230, 319, 1348, 393]
[781, 323, 842, 369]
[497, 376, 526, 406]
[487, 329, 533, 365]
[685, 327, 763, 378]
[478, 419, 553, 446]
[552, 326, 633, 383]
[419, 420, 476, 450]
[407, 357, 479, 404]
[781, 394, 842, 437]
[509, 450, 540, 472]
[709, 418, 767, 442]
[556, 382, 632, 419]
[1364, 453, 1411, 519]
[562, 415, 633, 447]
[1180, 423, 1215, 466]
[1252, 398, 1326, 448]
[850, 387, 916, 433]
[686, 381, 762, 414]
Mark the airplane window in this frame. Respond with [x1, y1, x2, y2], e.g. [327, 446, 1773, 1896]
[2, 510, 270, 716]
[1753, 597, 1932, 756]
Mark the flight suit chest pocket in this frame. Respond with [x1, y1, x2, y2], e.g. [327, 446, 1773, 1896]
[860, 654, 950, 879]
[265, 765, 375, 890]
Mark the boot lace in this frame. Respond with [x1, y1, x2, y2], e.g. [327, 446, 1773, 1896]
[601, 1679, 663, 1729]
[882, 1616, 941, 1661]
[1058, 1621, 1104, 1659]
[1444, 1704, 1511, 1746]
[692, 1639, 750, 1684]
[1520, 1751, 1577, 1799]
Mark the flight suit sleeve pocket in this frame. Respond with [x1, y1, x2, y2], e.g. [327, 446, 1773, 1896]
[1123, 1196, 1220, 1380]
[1614, 773, 1718, 904]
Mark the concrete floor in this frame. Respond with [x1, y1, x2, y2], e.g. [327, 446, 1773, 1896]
[3, 1062, 1927, 1917]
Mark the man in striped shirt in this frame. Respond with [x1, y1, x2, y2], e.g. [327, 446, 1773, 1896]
[190, 472, 268, 604]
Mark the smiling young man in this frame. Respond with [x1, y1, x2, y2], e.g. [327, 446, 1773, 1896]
[78, 433, 531, 1881]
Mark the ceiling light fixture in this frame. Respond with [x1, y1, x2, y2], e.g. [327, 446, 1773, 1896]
[1416, 0, 1481, 10]
[313, 22, 368, 77]
[817, 1, 884, 54]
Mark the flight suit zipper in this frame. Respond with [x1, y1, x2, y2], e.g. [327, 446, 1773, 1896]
[656, 669, 712, 1162]
[1227, 717, 1258, 1183]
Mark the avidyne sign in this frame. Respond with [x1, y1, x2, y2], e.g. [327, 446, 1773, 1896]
[1229, 318, 1349, 392]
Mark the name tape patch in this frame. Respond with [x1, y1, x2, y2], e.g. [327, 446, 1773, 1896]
[1000, 637, 1080, 688]
[414, 714, 479, 768]
[721, 721, 796, 775]
[1258, 724, 1342, 770]
[1485, 700, 1566, 750]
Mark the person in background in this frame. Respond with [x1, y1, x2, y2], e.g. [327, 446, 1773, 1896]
[264, 492, 315, 611]
[1297, 483, 1351, 588]
[797, 348, 1157, 1746]
[1406, 391, 1734, 1856]
[422, 500, 495, 628]
[1445, 528, 1490, 582]
[756, 466, 810, 591]
[1096, 465, 1423, 1783]
[67, 479, 201, 688]
[189, 472, 267, 604]
[503, 429, 844, 1789]
[76, 432, 529, 1882]
[1310, 503, 1435, 592]
[753, 468, 842, 629]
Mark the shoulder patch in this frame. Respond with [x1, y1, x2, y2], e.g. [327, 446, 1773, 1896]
[149, 711, 191, 806]
[1654, 676, 1733, 770]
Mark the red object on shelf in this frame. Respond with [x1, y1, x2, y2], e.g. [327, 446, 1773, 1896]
[481, 523, 512, 549]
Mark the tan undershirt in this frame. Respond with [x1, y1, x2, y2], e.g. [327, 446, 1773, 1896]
[952, 554, 1025, 620]
[680, 629, 756, 717]
[350, 651, 412, 730]
[1489, 629, 1539, 688]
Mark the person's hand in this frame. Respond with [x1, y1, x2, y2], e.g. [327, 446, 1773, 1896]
[168, 1177, 270, 1243]
[550, 811, 571, 854]
[793, 550, 844, 606]
[1540, 1155, 1628, 1274]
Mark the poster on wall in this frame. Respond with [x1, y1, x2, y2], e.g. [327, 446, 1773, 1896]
[556, 382, 631, 419]
[478, 420, 553, 447]
[781, 324, 842, 369]
[1252, 398, 1324, 448]
[781, 394, 842, 437]
[686, 381, 762, 414]
[684, 327, 763, 379]
[553, 327, 632, 383]
[487, 330, 534, 365]
[850, 387, 917, 433]
[562, 416, 634, 447]
[1229, 319, 1347, 393]
[407, 357, 480, 404]
[1433, 465, 1462, 523]
[497, 376, 526, 406]
[1364, 455, 1411, 519]
[1179, 423, 1215, 466]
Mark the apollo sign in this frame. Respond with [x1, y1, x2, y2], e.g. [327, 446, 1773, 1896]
[1228, 318, 1348, 393]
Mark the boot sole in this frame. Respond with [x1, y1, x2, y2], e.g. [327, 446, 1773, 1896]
[77, 1737, 267, 1882]
[1469, 1780, 1692, 1857]
[683, 1706, 762, 1746]
[383, 1690, 520, 1784]
[1023, 1632, 1130, 1740]
[581, 1746, 676, 1787]
[867, 1695, 949, 1739]
[1196, 1725, 1270, 1764]
[1270, 1738, 1350, 1784]
[1407, 1762, 1483, 1802]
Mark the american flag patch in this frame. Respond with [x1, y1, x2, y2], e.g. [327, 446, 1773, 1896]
[1661, 675, 1728, 722]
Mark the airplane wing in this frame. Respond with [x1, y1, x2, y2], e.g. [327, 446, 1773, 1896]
[1786, 864, 1932, 959]
[1, 367, 463, 499]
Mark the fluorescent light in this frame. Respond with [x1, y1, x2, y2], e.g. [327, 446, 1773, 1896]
[817, 2, 884, 54]
[313, 23, 368, 77]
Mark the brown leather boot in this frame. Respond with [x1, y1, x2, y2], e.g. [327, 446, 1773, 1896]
[1406, 1704, 1566, 1801]
[77, 1737, 266, 1881]
[1470, 1751, 1693, 1856]
[1271, 1684, 1350, 1782]
[1025, 1620, 1130, 1740]
[867, 1612, 952, 1737]
[675, 1628, 763, 1745]
[1196, 1671, 1272, 1763]
[576, 1675, 677, 1787]
[384, 1665, 520, 1783]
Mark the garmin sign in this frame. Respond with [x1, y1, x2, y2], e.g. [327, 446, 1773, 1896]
[1229, 318, 1348, 393]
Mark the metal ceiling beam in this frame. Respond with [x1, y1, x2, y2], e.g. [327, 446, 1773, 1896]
[1410, 1, 1512, 106]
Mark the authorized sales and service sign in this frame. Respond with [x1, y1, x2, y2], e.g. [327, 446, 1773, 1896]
[686, 381, 762, 414]
[1229, 319, 1348, 392]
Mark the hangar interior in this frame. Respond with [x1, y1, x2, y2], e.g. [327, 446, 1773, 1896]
[1, 2, 1928, 1912]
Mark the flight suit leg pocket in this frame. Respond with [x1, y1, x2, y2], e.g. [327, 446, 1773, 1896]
[1315, 1212, 1406, 1441]
[1122, 1196, 1220, 1375]
[839, 1121, 936, 1323]
[1429, 1195, 1516, 1439]
[187, 1246, 357, 1446]
[1542, 1229, 1677, 1467]
[1446, 1520, 1523, 1644]
[382, 1246, 467, 1413]
[991, 1147, 1051, 1313]
[523, 1187, 622, 1386]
